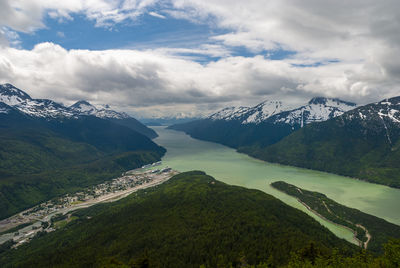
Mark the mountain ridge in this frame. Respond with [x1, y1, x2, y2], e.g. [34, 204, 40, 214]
[243, 96, 400, 188]
[0, 83, 157, 138]
[169, 96, 357, 149]
[0, 83, 165, 219]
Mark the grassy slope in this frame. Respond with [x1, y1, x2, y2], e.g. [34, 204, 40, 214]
[271, 181, 400, 253]
[0, 171, 357, 268]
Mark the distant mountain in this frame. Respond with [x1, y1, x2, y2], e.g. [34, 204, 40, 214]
[243, 97, 400, 188]
[269, 97, 356, 127]
[0, 171, 357, 267]
[70, 100, 157, 138]
[0, 83, 165, 219]
[140, 117, 202, 126]
[70, 100, 129, 119]
[0, 84, 157, 138]
[169, 97, 356, 148]
[209, 100, 290, 124]
[0, 84, 77, 118]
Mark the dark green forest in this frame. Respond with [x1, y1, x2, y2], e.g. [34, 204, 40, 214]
[0, 171, 361, 267]
[168, 119, 296, 149]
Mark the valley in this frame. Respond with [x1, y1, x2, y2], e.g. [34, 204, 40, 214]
[0, 171, 359, 267]
[153, 126, 400, 244]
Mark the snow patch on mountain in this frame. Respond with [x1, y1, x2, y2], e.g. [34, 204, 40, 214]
[0, 83, 32, 106]
[0, 103, 11, 114]
[209, 101, 291, 124]
[346, 97, 400, 126]
[274, 97, 357, 126]
[209, 106, 251, 121]
[70, 100, 129, 119]
[242, 101, 291, 124]
[14, 99, 77, 118]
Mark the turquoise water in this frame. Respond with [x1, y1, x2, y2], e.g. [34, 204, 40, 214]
[153, 126, 400, 244]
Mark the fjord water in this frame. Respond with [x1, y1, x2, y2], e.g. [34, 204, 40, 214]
[153, 126, 400, 244]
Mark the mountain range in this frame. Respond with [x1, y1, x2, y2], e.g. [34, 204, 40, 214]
[169, 97, 356, 148]
[170, 95, 400, 188]
[0, 83, 165, 219]
[0, 83, 157, 139]
[244, 96, 400, 188]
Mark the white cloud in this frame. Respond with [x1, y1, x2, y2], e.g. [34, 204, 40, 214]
[0, 1, 400, 117]
[56, 31, 65, 38]
[0, 42, 398, 117]
[148, 11, 166, 19]
[0, 0, 159, 33]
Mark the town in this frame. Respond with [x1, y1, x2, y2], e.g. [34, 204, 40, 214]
[0, 163, 177, 248]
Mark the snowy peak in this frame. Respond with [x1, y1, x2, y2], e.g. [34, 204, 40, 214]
[0, 83, 77, 119]
[70, 100, 97, 113]
[70, 100, 129, 120]
[0, 83, 32, 105]
[242, 100, 290, 124]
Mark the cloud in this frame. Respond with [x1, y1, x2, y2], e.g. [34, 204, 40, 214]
[0, 42, 398, 117]
[0, 27, 21, 47]
[56, 31, 65, 38]
[0, 1, 400, 117]
[148, 11, 166, 19]
[0, 0, 159, 33]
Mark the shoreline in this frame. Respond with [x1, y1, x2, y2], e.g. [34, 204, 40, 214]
[169, 127, 398, 190]
[270, 184, 363, 247]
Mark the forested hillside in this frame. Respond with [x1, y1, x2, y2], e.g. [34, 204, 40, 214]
[242, 97, 400, 188]
[0, 171, 358, 267]
[0, 108, 165, 219]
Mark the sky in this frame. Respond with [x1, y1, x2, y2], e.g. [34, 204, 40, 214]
[0, 0, 399, 118]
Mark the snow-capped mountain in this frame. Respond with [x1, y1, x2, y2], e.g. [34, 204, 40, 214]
[271, 97, 357, 127]
[70, 100, 130, 120]
[0, 83, 78, 118]
[208, 97, 356, 127]
[0, 83, 32, 105]
[209, 101, 291, 124]
[253, 96, 400, 188]
[0, 83, 129, 120]
[337, 97, 400, 147]
[0, 83, 157, 138]
[345, 97, 400, 125]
